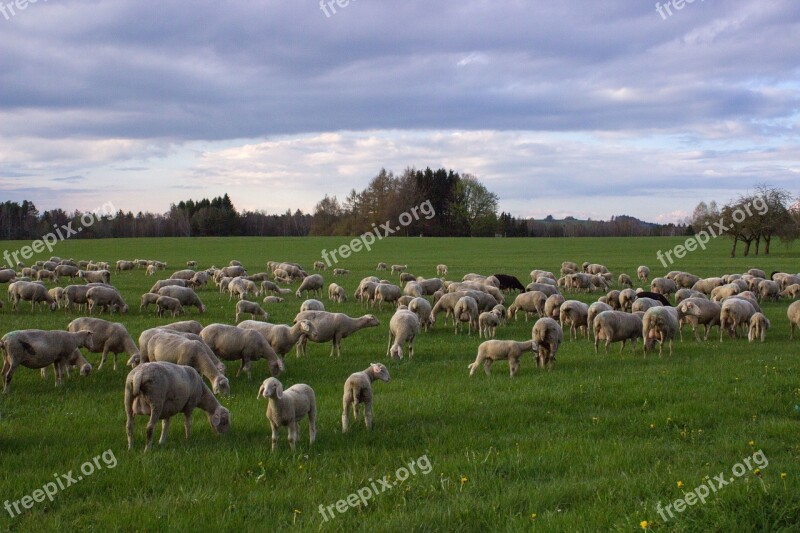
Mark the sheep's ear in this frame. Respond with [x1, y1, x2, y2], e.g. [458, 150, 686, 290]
[211, 412, 221, 426]
[257, 383, 267, 399]
[371, 364, 381, 374]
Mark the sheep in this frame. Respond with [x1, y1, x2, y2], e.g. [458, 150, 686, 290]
[295, 274, 324, 299]
[376, 262, 387, 271]
[129, 327, 219, 369]
[691, 277, 725, 295]
[399, 273, 416, 285]
[160, 320, 204, 334]
[260, 280, 291, 296]
[436, 264, 448, 276]
[788, 300, 800, 340]
[313, 260, 327, 271]
[779, 274, 800, 290]
[758, 280, 781, 302]
[561, 261, 579, 275]
[478, 311, 502, 338]
[719, 298, 757, 341]
[374, 283, 402, 309]
[149, 279, 188, 293]
[1, 329, 93, 392]
[64, 283, 105, 312]
[140, 292, 160, 312]
[48, 286, 66, 309]
[618, 273, 633, 288]
[145, 265, 157, 276]
[415, 277, 444, 295]
[257, 377, 316, 451]
[143, 331, 230, 395]
[125, 361, 230, 452]
[534, 276, 556, 286]
[387, 309, 420, 359]
[200, 323, 282, 379]
[300, 299, 325, 312]
[87, 286, 129, 315]
[530, 269, 556, 281]
[67, 317, 140, 371]
[587, 302, 613, 340]
[238, 319, 315, 359]
[650, 277, 678, 296]
[747, 268, 767, 279]
[328, 283, 347, 303]
[531, 318, 563, 368]
[408, 297, 433, 331]
[263, 296, 285, 304]
[491, 274, 526, 292]
[156, 296, 184, 318]
[593, 310, 643, 354]
[235, 300, 268, 323]
[342, 363, 390, 432]
[430, 291, 494, 326]
[748, 312, 770, 343]
[115, 260, 135, 273]
[157, 286, 206, 314]
[507, 291, 547, 322]
[170, 269, 196, 281]
[54, 264, 80, 282]
[642, 307, 680, 356]
[228, 278, 260, 301]
[332, 268, 350, 276]
[781, 284, 800, 299]
[676, 298, 721, 341]
[403, 281, 423, 298]
[189, 271, 210, 289]
[36, 269, 56, 282]
[390, 264, 408, 275]
[293, 311, 380, 357]
[632, 297, 662, 313]
[467, 340, 534, 377]
[559, 300, 589, 340]
[543, 293, 565, 319]
[603, 290, 622, 310]
[711, 284, 741, 302]
[526, 282, 560, 296]
[673, 272, 701, 289]
[9, 281, 57, 311]
[675, 288, 707, 304]
[634, 291, 671, 306]
[0, 269, 16, 283]
[221, 265, 247, 278]
[453, 296, 479, 335]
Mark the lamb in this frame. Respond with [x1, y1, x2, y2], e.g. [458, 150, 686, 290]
[313, 260, 327, 271]
[478, 311, 502, 338]
[156, 296, 184, 318]
[507, 291, 547, 321]
[642, 307, 680, 356]
[467, 340, 535, 377]
[295, 274, 324, 299]
[238, 319, 315, 359]
[145, 265, 157, 276]
[436, 264, 448, 276]
[143, 331, 230, 394]
[1, 329, 93, 392]
[262, 296, 285, 304]
[157, 286, 206, 314]
[618, 288, 637, 312]
[125, 361, 230, 452]
[140, 292, 160, 312]
[235, 300, 268, 323]
[258, 377, 316, 451]
[781, 284, 800, 299]
[260, 280, 291, 296]
[328, 283, 347, 303]
[332, 268, 350, 276]
[293, 311, 380, 357]
[453, 296, 479, 335]
[407, 297, 433, 332]
[9, 281, 57, 311]
[618, 274, 633, 288]
[228, 278, 259, 301]
[48, 286, 66, 309]
[676, 298, 721, 341]
[650, 277, 678, 296]
[748, 312, 770, 343]
[788, 300, 800, 340]
[543, 293, 565, 319]
[719, 298, 757, 341]
[757, 280, 781, 302]
[342, 363, 390, 432]
[387, 309, 420, 359]
[374, 283, 402, 309]
[531, 318, 563, 368]
[67, 317, 140, 371]
[711, 284, 741, 302]
[200, 323, 282, 379]
[300, 299, 325, 312]
[587, 302, 613, 340]
[87, 286, 129, 315]
[376, 262, 387, 271]
[559, 300, 589, 340]
[593, 310, 643, 354]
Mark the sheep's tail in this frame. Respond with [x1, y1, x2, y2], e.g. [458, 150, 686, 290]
[130, 369, 145, 397]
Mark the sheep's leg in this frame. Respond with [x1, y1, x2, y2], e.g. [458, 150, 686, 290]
[308, 405, 317, 445]
[483, 359, 492, 376]
[352, 399, 359, 421]
[342, 398, 351, 433]
[3, 360, 19, 393]
[408, 336, 415, 359]
[159, 418, 171, 446]
[605, 338, 611, 355]
[364, 403, 373, 429]
[184, 411, 193, 439]
[386, 333, 393, 357]
[125, 396, 136, 449]
[98, 346, 109, 370]
[144, 407, 162, 452]
[619, 339, 626, 354]
[270, 421, 280, 451]
[288, 422, 298, 450]
[594, 335, 600, 354]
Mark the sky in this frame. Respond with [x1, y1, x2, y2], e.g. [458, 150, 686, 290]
[0, 0, 798, 223]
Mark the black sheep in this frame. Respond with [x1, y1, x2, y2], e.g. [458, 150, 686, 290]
[492, 274, 526, 292]
[635, 291, 671, 306]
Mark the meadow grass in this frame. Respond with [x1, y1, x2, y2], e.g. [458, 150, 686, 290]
[0, 235, 798, 532]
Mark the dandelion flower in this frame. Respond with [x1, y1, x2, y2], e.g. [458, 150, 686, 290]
[749, 440, 755, 446]
[677, 481, 684, 488]
[460, 475, 468, 484]
[650, 423, 655, 430]
[781, 473, 787, 479]
[531, 513, 537, 520]
[640, 520, 649, 529]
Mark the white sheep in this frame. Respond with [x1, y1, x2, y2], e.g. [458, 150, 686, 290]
[390, 264, 408, 275]
[125, 361, 230, 451]
[237, 319, 315, 359]
[748, 312, 770, 342]
[342, 363, 390, 432]
[436, 264, 448, 276]
[507, 291, 547, 322]
[235, 300, 268, 323]
[531, 317, 563, 368]
[593, 310, 643, 354]
[408, 297, 433, 331]
[1, 330, 93, 392]
[157, 286, 206, 314]
[587, 302, 612, 340]
[332, 268, 349, 276]
[295, 274, 324, 299]
[618, 273, 633, 288]
[87, 286, 129, 315]
[328, 283, 347, 303]
[757, 280, 781, 302]
[637, 266, 650, 282]
[376, 262, 387, 271]
[313, 260, 327, 271]
[293, 311, 380, 357]
[676, 298, 721, 341]
[200, 323, 282, 379]
[300, 299, 325, 312]
[263, 296, 285, 304]
[8, 281, 57, 312]
[453, 296, 479, 335]
[788, 301, 800, 340]
[559, 300, 590, 340]
[719, 298, 757, 341]
[468, 339, 535, 377]
[257, 377, 316, 451]
[142, 331, 230, 395]
[67, 317, 139, 371]
[478, 311, 501, 338]
[642, 307, 680, 356]
[387, 309, 420, 359]
[374, 283, 402, 309]
[650, 277, 678, 296]
[156, 295, 184, 318]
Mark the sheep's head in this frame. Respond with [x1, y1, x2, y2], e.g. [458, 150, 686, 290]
[362, 315, 380, 327]
[80, 363, 92, 376]
[213, 376, 231, 397]
[127, 353, 141, 367]
[257, 377, 283, 400]
[210, 406, 231, 434]
[370, 363, 390, 382]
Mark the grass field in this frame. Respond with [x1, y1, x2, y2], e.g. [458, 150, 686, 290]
[0, 235, 798, 532]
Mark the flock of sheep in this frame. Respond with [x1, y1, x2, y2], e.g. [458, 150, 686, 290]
[1, 256, 799, 452]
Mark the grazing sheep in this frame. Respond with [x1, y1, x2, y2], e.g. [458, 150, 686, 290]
[387, 309, 420, 359]
[676, 298, 721, 341]
[559, 300, 590, 340]
[618, 288, 637, 312]
[8, 281, 57, 311]
[54, 264, 80, 282]
[390, 264, 408, 275]
[719, 298, 757, 341]
[399, 273, 416, 285]
[593, 310, 643, 354]
[238, 319, 315, 359]
[328, 283, 347, 303]
[603, 290, 622, 310]
[139, 292, 161, 313]
[157, 286, 206, 314]
[637, 266, 650, 282]
[293, 311, 380, 357]
[781, 284, 800, 299]
[189, 271, 210, 289]
[757, 280, 781, 302]
[543, 293, 565, 319]
[642, 307, 680, 356]
[478, 311, 502, 338]
[526, 282, 560, 296]
[748, 312, 770, 343]
[115, 260, 135, 273]
[376, 262, 387, 271]
[374, 283, 402, 309]
[747, 268, 767, 279]
[0, 269, 17, 283]
[87, 286, 129, 315]
[125, 361, 230, 452]
[711, 284, 741, 302]
[674, 288, 707, 304]
[228, 278, 260, 301]
[48, 286, 66, 309]
[673, 272, 701, 289]
[467, 340, 534, 377]
[632, 297, 662, 313]
[313, 260, 327, 271]
[221, 265, 247, 278]
[1, 330, 93, 392]
[235, 300, 268, 323]
[260, 280, 291, 296]
[170, 269, 197, 281]
[258, 377, 316, 451]
[508, 291, 547, 321]
[67, 317, 139, 371]
[403, 281, 423, 298]
[788, 301, 800, 340]
[64, 283, 105, 312]
[453, 296, 479, 335]
[408, 297, 433, 332]
[650, 277, 678, 296]
[634, 291, 671, 306]
[436, 264, 448, 276]
[295, 274, 324, 299]
[143, 331, 230, 395]
[261, 296, 284, 305]
[200, 323, 281, 379]
[332, 268, 350, 276]
[490, 274, 526, 292]
[300, 299, 325, 312]
[186, 260, 198, 268]
[531, 318, 563, 368]
[160, 320, 204, 334]
[691, 277, 725, 295]
[587, 302, 613, 340]
[342, 363, 390, 432]
[618, 274, 633, 288]
[149, 279, 188, 294]
[414, 277, 444, 295]
[156, 296, 184, 318]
